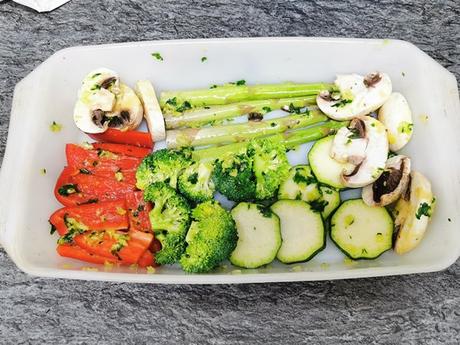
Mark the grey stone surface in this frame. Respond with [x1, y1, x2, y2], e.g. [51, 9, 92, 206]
[0, 0, 459, 344]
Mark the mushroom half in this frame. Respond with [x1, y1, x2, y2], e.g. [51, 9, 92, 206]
[378, 92, 413, 151]
[317, 72, 392, 121]
[73, 68, 143, 133]
[393, 171, 435, 255]
[135, 80, 166, 142]
[333, 116, 389, 188]
[362, 155, 411, 207]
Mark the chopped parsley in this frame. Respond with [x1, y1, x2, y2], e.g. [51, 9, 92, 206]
[262, 106, 272, 113]
[398, 121, 413, 134]
[331, 99, 352, 108]
[176, 101, 192, 113]
[293, 171, 317, 185]
[79, 168, 91, 175]
[58, 184, 79, 196]
[91, 73, 101, 78]
[256, 205, 273, 218]
[49, 222, 57, 235]
[309, 199, 329, 213]
[165, 97, 177, 107]
[287, 103, 310, 115]
[151, 52, 163, 61]
[235, 79, 246, 86]
[201, 56, 207, 62]
[50, 121, 63, 133]
[415, 202, 433, 219]
[57, 216, 89, 244]
[209, 84, 218, 89]
[110, 233, 130, 257]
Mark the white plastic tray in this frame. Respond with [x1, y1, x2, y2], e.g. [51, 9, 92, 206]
[1, 37, 459, 284]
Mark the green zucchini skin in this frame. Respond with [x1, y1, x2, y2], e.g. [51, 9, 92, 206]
[330, 199, 393, 260]
[271, 200, 325, 264]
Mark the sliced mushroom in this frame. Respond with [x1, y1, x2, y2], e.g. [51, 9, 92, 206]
[393, 171, 435, 255]
[317, 72, 392, 121]
[135, 80, 166, 142]
[362, 155, 411, 206]
[74, 68, 143, 134]
[340, 116, 389, 188]
[378, 92, 413, 151]
[330, 126, 368, 165]
[109, 83, 144, 131]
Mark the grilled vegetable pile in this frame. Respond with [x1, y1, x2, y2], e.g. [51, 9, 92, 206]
[48, 68, 435, 273]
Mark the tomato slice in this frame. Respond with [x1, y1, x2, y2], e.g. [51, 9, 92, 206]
[65, 144, 142, 184]
[57, 244, 120, 265]
[54, 166, 136, 207]
[91, 143, 151, 158]
[126, 191, 153, 233]
[49, 200, 129, 237]
[74, 230, 153, 264]
[87, 128, 153, 148]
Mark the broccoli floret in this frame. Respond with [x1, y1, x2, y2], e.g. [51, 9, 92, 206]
[144, 182, 191, 264]
[212, 149, 257, 202]
[250, 139, 290, 200]
[178, 161, 215, 203]
[180, 200, 237, 273]
[136, 148, 191, 190]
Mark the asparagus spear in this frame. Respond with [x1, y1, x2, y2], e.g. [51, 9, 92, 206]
[164, 96, 317, 129]
[160, 82, 332, 111]
[166, 109, 327, 149]
[192, 120, 349, 162]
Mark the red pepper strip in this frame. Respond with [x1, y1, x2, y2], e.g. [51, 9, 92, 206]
[125, 191, 153, 233]
[74, 230, 153, 264]
[65, 144, 142, 183]
[49, 200, 129, 236]
[54, 166, 136, 207]
[137, 250, 157, 268]
[91, 143, 151, 159]
[87, 128, 153, 149]
[57, 244, 119, 265]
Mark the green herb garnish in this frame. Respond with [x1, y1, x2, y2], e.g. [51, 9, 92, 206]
[416, 202, 433, 219]
[151, 52, 163, 61]
[331, 99, 352, 108]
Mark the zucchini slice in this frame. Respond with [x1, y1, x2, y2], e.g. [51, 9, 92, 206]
[230, 202, 281, 268]
[330, 199, 393, 259]
[271, 200, 325, 263]
[278, 165, 321, 202]
[308, 136, 354, 189]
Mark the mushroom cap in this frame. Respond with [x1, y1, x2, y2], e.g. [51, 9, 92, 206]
[74, 80, 143, 134]
[135, 80, 166, 142]
[362, 155, 411, 207]
[317, 72, 392, 121]
[330, 126, 367, 165]
[341, 116, 389, 188]
[74, 68, 121, 133]
[378, 92, 413, 151]
[393, 171, 434, 255]
[110, 83, 144, 131]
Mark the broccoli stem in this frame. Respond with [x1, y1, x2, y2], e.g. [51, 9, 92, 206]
[164, 96, 317, 128]
[160, 82, 332, 110]
[166, 110, 327, 149]
[192, 120, 349, 162]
